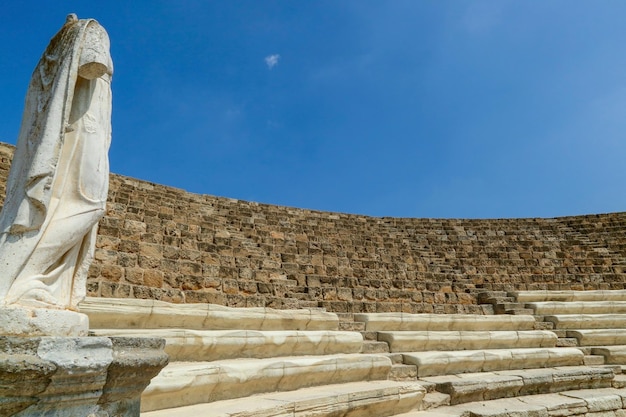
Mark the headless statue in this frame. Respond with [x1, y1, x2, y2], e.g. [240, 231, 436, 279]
[0, 14, 112, 312]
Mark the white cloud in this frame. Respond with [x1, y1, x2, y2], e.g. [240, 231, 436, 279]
[265, 54, 280, 69]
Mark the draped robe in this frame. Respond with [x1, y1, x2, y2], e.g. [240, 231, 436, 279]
[0, 16, 112, 310]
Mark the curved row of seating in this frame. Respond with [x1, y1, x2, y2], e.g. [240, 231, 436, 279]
[82, 297, 427, 416]
[399, 289, 626, 416]
[79, 290, 626, 416]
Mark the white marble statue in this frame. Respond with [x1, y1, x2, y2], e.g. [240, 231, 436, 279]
[0, 14, 112, 314]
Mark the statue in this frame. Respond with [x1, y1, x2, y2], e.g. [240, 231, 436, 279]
[0, 14, 112, 317]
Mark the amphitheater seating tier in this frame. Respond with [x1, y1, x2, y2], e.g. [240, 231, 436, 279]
[81, 297, 338, 330]
[419, 366, 614, 405]
[402, 347, 584, 377]
[378, 330, 557, 352]
[141, 354, 393, 411]
[527, 301, 626, 315]
[543, 314, 626, 329]
[81, 291, 626, 416]
[90, 329, 363, 361]
[353, 313, 536, 331]
[396, 388, 626, 417]
[141, 380, 427, 417]
[512, 290, 626, 303]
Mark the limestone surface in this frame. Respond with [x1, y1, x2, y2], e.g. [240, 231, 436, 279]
[0, 306, 88, 337]
[141, 353, 392, 411]
[528, 301, 626, 315]
[513, 290, 626, 303]
[0, 335, 167, 417]
[403, 347, 584, 377]
[81, 297, 339, 330]
[544, 314, 626, 330]
[92, 328, 363, 361]
[142, 380, 427, 417]
[378, 330, 557, 352]
[353, 313, 536, 331]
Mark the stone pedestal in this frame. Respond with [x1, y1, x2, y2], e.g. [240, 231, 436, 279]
[0, 306, 89, 337]
[0, 336, 168, 417]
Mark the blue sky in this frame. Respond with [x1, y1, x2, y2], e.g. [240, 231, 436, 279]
[0, 2, 625, 219]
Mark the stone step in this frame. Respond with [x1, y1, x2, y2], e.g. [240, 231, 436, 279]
[141, 353, 392, 412]
[556, 337, 579, 347]
[544, 314, 626, 330]
[361, 330, 378, 341]
[337, 321, 365, 331]
[533, 321, 555, 330]
[396, 387, 626, 417]
[511, 289, 626, 303]
[402, 347, 584, 377]
[592, 346, 626, 364]
[141, 380, 427, 417]
[385, 353, 405, 364]
[91, 329, 363, 361]
[567, 329, 626, 346]
[526, 301, 626, 315]
[361, 340, 389, 353]
[615, 374, 626, 388]
[378, 330, 557, 353]
[584, 355, 606, 366]
[418, 366, 614, 405]
[353, 313, 536, 332]
[389, 364, 418, 381]
[81, 297, 338, 331]
[419, 391, 450, 410]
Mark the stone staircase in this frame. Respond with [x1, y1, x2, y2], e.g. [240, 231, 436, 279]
[78, 291, 626, 416]
[352, 312, 618, 407]
[79, 297, 427, 416]
[513, 290, 626, 379]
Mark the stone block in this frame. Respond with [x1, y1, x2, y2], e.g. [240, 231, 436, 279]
[141, 380, 426, 417]
[0, 336, 167, 417]
[93, 329, 363, 361]
[378, 330, 557, 352]
[403, 348, 583, 377]
[141, 353, 392, 411]
[81, 296, 339, 331]
[353, 312, 536, 332]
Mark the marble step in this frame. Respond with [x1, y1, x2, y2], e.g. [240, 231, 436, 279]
[402, 347, 584, 377]
[141, 380, 427, 417]
[526, 301, 626, 315]
[591, 346, 626, 364]
[396, 387, 626, 417]
[544, 313, 626, 330]
[91, 329, 363, 361]
[141, 353, 392, 412]
[353, 313, 536, 332]
[566, 329, 626, 347]
[584, 355, 605, 365]
[512, 289, 626, 303]
[418, 366, 614, 405]
[378, 330, 557, 352]
[80, 297, 338, 331]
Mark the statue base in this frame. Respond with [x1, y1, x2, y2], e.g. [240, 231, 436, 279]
[0, 306, 89, 337]
[0, 336, 168, 417]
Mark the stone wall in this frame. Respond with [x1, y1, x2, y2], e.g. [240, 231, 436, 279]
[0, 143, 624, 314]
